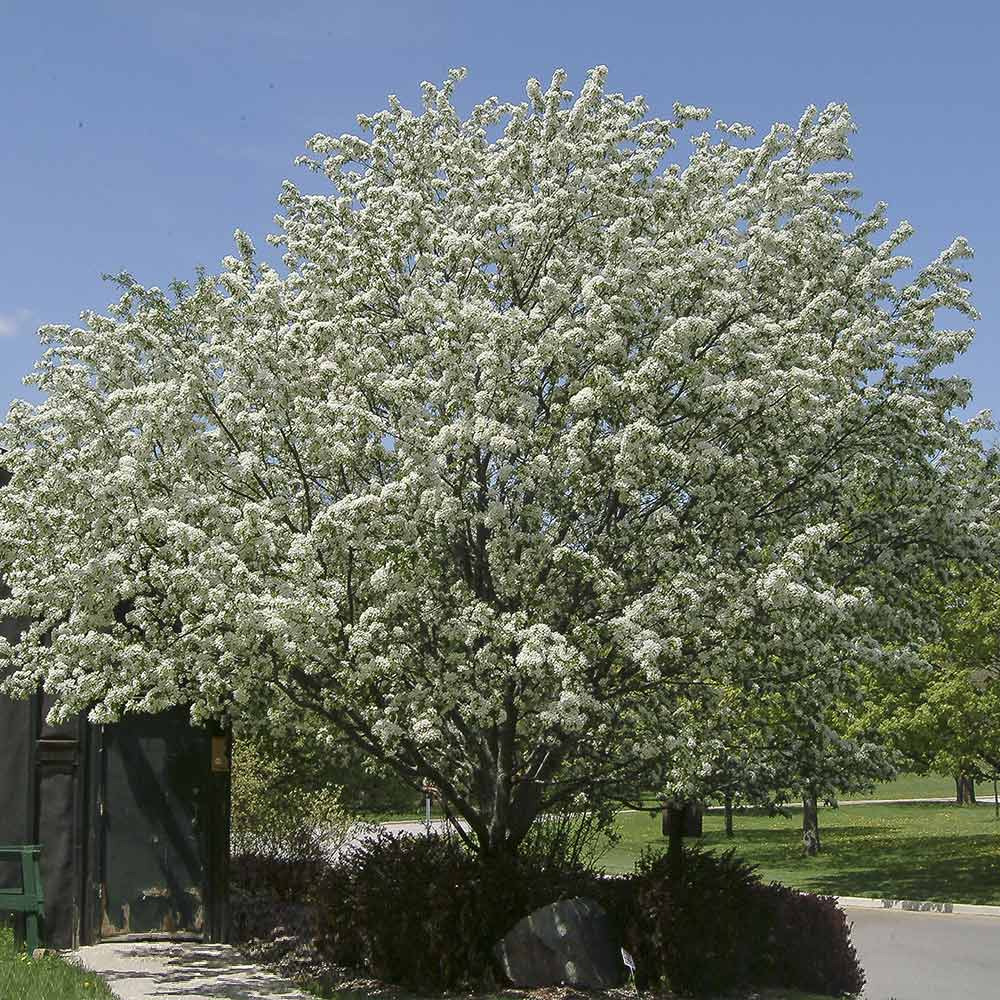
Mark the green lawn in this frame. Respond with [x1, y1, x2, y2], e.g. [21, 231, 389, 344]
[843, 772, 958, 801]
[604, 802, 1000, 904]
[698, 772, 958, 806]
[0, 927, 114, 1000]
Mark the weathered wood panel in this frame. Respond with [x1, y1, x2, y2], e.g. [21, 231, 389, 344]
[99, 710, 210, 938]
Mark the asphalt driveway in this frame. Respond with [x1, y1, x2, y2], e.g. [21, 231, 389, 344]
[846, 905, 1000, 1000]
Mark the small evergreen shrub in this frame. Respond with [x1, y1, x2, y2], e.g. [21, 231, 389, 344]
[615, 846, 772, 994]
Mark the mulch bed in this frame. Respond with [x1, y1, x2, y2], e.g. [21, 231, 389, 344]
[237, 930, 792, 1000]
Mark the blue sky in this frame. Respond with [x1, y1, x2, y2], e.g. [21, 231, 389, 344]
[2, 1, 997, 441]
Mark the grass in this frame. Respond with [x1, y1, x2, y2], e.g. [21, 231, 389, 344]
[842, 772, 958, 801]
[697, 772, 959, 806]
[604, 801, 1000, 904]
[0, 927, 114, 1000]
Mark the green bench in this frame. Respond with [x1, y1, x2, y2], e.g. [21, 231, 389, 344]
[0, 845, 44, 953]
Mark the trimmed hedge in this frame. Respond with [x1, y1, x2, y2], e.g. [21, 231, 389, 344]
[764, 882, 866, 996]
[612, 846, 865, 996]
[311, 831, 602, 991]
[232, 834, 865, 997]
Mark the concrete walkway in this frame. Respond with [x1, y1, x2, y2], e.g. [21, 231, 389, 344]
[833, 796, 994, 806]
[73, 941, 311, 1000]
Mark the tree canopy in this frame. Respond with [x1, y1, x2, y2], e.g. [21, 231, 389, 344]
[0, 67, 992, 856]
[858, 569, 1000, 794]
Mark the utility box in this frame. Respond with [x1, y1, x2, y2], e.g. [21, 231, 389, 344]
[0, 690, 231, 948]
[661, 800, 704, 839]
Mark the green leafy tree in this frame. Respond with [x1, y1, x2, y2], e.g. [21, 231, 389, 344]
[859, 570, 1000, 805]
[661, 677, 894, 854]
[230, 730, 358, 862]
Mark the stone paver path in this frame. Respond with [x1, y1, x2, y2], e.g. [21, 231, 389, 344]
[73, 941, 311, 1000]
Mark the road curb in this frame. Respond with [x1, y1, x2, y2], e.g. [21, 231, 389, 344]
[837, 895, 1000, 918]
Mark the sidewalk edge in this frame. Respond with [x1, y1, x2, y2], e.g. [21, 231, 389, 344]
[836, 895, 1000, 918]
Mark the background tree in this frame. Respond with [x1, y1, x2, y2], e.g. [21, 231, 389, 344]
[769, 686, 896, 856]
[859, 569, 1000, 806]
[661, 676, 896, 854]
[234, 711, 422, 817]
[0, 67, 992, 859]
[655, 685, 785, 839]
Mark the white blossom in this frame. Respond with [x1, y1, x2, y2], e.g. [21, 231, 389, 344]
[0, 67, 993, 854]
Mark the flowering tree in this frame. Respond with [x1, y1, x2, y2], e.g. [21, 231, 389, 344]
[658, 674, 897, 852]
[0, 67, 992, 857]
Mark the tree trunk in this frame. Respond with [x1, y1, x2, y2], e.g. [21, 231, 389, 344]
[664, 803, 685, 879]
[955, 773, 977, 805]
[724, 793, 734, 838]
[802, 794, 820, 855]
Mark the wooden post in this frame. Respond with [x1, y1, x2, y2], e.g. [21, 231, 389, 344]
[22, 847, 42, 954]
[665, 804, 684, 879]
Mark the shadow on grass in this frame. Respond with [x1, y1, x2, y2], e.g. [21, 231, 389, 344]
[785, 836, 1000, 902]
[697, 826, 1000, 904]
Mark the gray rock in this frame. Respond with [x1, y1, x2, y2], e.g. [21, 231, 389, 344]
[494, 896, 624, 989]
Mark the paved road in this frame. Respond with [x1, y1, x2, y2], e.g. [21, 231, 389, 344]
[846, 905, 1000, 1000]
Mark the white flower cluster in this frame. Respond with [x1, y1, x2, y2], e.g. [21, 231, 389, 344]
[0, 68, 992, 849]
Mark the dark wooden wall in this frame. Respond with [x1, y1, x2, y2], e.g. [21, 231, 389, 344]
[1, 693, 229, 948]
[0, 688, 92, 948]
[0, 464, 229, 947]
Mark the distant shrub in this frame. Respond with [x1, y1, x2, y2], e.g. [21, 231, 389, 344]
[518, 798, 621, 871]
[230, 735, 355, 864]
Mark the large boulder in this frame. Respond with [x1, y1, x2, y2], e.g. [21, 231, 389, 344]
[493, 897, 624, 989]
